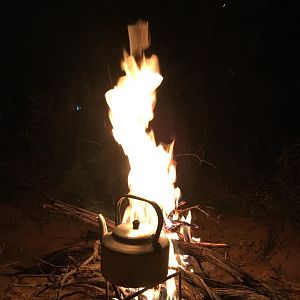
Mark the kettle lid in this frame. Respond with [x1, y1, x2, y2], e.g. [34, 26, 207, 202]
[113, 219, 155, 242]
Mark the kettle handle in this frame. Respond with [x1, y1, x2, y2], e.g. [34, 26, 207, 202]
[116, 194, 164, 243]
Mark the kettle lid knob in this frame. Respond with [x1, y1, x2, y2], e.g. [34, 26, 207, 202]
[132, 219, 140, 230]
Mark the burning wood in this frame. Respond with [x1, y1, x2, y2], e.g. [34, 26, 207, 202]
[127, 20, 150, 60]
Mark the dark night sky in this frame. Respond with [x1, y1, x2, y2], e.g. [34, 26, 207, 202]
[1, 0, 299, 186]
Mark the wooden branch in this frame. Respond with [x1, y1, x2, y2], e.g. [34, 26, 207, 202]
[195, 242, 229, 248]
[175, 240, 245, 283]
[213, 287, 270, 300]
[43, 201, 114, 230]
[40, 200, 288, 300]
[182, 280, 205, 300]
[182, 269, 221, 300]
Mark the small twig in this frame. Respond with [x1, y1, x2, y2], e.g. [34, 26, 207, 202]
[34, 283, 54, 297]
[11, 283, 37, 288]
[75, 283, 105, 294]
[17, 273, 53, 278]
[196, 242, 229, 248]
[78, 138, 102, 147]
[179, 205, 210, 218]
[174, 153, 217, 169]
[56, 241, 100, 299]
[277, 142, 300, 163]
[175, 240, 244, 283]
[60, 290, 97, 299]
[29, 252, 65, 268]
[0, 260, 21, 269]
[182, 268, 222, 300]
[173, 220, 201, 229]
[82, 240, 100, 266]
[57, 265, 72, 299]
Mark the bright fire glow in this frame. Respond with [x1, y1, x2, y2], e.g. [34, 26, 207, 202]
[104, 20, 196, 297]
[105, 54, 181, 226]
[105, 53, 181, 298]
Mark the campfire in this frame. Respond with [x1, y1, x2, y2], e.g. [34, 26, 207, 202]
[6, 20, 288, 300]
[101, 20, 186, 299]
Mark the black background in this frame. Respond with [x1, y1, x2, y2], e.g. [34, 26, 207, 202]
[1, 0, 299, 203]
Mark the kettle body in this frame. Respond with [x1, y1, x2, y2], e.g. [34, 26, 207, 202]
[98, 195, 170, 287]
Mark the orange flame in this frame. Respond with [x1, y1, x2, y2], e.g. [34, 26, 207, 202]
[105, 21, 186, 298]
[105, 53, 181, 299]
[105, 54, 181, 225]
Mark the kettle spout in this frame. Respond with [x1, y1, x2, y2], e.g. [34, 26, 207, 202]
[97, 214, 108, 242]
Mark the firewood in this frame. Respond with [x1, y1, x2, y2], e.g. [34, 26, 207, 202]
[182, 280, 205, 300]
[196, 242, 229, 248]
[212, 287, 271, 300]
[175, 240, 244, 283]
[43, 200, 114, 230]
[40, 200, 289, 299]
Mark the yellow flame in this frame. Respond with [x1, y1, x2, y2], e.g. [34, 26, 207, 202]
[180, 210, 192, 242]
[105, 54, 181, 224]
[105, 53, 181, 298]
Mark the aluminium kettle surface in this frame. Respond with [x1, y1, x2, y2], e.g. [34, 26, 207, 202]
[99, 194, 170, 287]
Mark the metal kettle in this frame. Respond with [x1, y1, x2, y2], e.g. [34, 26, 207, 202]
[98, 194, 170, 288]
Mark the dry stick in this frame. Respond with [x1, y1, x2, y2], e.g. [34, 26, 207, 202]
[43, 201, 114, 230]
[43, 201, 287, 299]
[179, 204, 211, 217]
[17, 273, 53, 278]
[57, 264, 71, 299]
[56, 240, 100, 299]
[178, 205, 220, 231]
[212, 287, 270, 300]
[182, 269, 221, 300]
[0, 260, 21, 269]
[10, 283, 38, 288]
[177, 230, 228, 247]
[82, 240, 100, 265]
[35, 268, 106, 298]
[61, 283, 106, 294]
[30, 252, 65, 268]
[41, 202, 243, 283]
[259, 281, 286, 300]
[182, 271, 281, 300]
[176, 241, 284, 300]
[44, 201, 228, 247]
[196, 242, 229, 248]
[75, 283, 105, 294]
[182, 280, 205, 300]
[204, 276, 281, 295]
[34, 283, 54, 297]
[60, 290, 98, 300]
[179, 204, 222, 227]
[175, 240, 244, 283]
[205, 278, 282, 300]
[69, 277, 106, 286]
[33, 242, 101, 298]
[174, 153, 217, 169]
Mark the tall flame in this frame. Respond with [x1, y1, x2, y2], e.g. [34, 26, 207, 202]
[105, 22, 181, 299]
[105, 54, 181, 224]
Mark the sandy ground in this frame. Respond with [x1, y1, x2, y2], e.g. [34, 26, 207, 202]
[0, 189, 299, 299]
